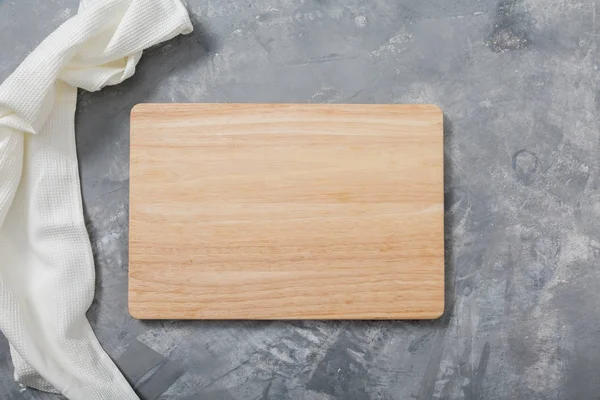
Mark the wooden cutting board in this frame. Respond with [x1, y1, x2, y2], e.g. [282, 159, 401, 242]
[129, 104, 444, 320]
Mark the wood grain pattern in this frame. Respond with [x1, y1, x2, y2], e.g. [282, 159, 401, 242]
[129, 104, 444, 320]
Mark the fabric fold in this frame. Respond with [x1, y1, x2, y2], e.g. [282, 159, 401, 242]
[0, 1, 193, 399]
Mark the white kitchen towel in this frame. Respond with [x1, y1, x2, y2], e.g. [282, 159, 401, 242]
[0, 1, 192, 398]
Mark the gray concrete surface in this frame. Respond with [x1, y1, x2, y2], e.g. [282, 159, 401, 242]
[1, 0, 600, 398]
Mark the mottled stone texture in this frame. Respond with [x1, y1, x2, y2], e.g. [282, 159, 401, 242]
[1, 0, 600, 399]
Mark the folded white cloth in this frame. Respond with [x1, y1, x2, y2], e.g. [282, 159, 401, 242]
[0, 1, 192, 398]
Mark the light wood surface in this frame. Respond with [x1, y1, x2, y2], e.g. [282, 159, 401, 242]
[129, 104, 444, 320]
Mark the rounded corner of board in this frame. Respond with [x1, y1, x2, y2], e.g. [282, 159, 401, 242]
[425, 104, 443, 114]
[429, 301, 446, 320]
[130, 103, 152, 119]
[128, 302, 145, 320]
